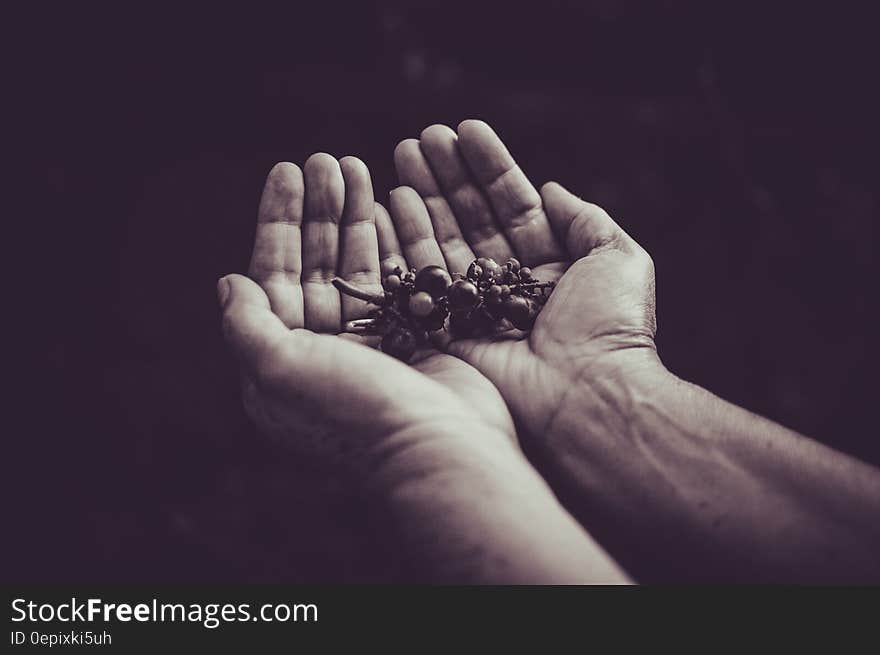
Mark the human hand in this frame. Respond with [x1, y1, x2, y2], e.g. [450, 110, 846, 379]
[390, 121, 880, 585]
[219, 154, 517, 479]
[391, 120, 660, 441]
[219, 155, 629, 581]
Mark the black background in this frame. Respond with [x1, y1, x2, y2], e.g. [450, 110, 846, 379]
[10, 2, 879, 582]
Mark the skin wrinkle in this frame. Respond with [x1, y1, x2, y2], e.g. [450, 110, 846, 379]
[450, 185, 495, 222]
[467, 232, 509, 255]
[302, 269, 338, 283]
[481, 161, 521, 190]
[377, 426, 615, 583]
[539, 346, 656, 451]
[504, 205, 547, 231]
[367, 417, 515, 491]
[399, 233, 438, 249]
[253, 224, 302, 274]
[437, 233, 470, 250]
[487, 169, 542, 220]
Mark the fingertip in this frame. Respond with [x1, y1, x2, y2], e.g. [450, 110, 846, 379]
[374, 200, 390, 221]
[220, 274, 284, 370]
[539, 180, 565, 199]
[304, 152, 339, 176]
[540, 183, 622, 256]
[339, 155, 369, 178]
[419, 123, 456, 146]
[456, 118, 494, 140]
[267, 161, 303, 185]
[388, 186, 433, 244]
[393, 138, 421, 169]
[303, 153, 344, 222]
[222, 274, 271, 308]
[541, 180, 585, 206]
[217, 275, 231, 308]
[259, 162, 304, 222]
[339, 155, 374, 213]
[389, 185, 420, 209]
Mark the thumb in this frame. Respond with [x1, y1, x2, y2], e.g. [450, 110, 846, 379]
[218, 273, 289, 376]
[540, 181, 626, 258]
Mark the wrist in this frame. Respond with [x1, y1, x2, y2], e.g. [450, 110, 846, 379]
[364, 417, 524, 497]
[364, 417, 628, 582]
[541, 347, 670, 471]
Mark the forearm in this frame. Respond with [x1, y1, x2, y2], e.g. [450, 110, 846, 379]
[539, 354, 880, 582]
[368, 421, 630, 583]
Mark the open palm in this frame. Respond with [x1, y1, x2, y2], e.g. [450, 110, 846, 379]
[390, 120, 658, 439]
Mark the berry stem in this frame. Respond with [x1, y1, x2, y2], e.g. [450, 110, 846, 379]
[332, 278, 387, 305]
[344, 318, 379, 334]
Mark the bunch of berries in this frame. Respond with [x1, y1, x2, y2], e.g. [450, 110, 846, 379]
[333, 257, 554, 362]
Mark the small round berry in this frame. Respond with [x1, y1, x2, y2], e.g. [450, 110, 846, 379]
[484, 301, 505, 320]
[419, 306, 449, 331]
[447, 279, 480, 311]
[383, 274, 402, 291]
[409, 291, 435, 317]
[519, 267, 532, 281]
[449, 312, 476, 337]
[502, 295, 531, 328]
[380, 260, 400, 278]
[414, 265, 452, 298]
[466, 261, 483, 281]
[449, 310, 492, 338]
[506, 257, 521, 272]
[486, 284, 503, 304]
[500, 284, 511, 299]
[381, 329, 418, 361]
[476, 257, 502, 281]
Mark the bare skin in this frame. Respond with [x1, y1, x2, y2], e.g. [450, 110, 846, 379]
[389, 120, 880, 582]
[218, 154, 627, 583]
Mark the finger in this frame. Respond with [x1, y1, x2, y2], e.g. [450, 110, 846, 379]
[540, 182, 626, 258]
[302, 153, 345, 333]
[457, 120, 564, 266]
[219, 274, 290, 374]
[338, 156, 381, 323]
[388, 186, 446, 270]
[394, 138, 476, 273]
[248, 162, 305, 327]
[375, 201, 408, 275]
[418, 124, 513, 263]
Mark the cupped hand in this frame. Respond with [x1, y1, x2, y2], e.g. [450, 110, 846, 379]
[390, 120, 659, 439]
[219, 154, 517, 478]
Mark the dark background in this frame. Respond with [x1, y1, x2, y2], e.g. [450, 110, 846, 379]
[10, 2, 878, 581]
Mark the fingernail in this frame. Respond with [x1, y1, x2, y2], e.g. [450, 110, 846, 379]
[217, 276, 231, 307]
